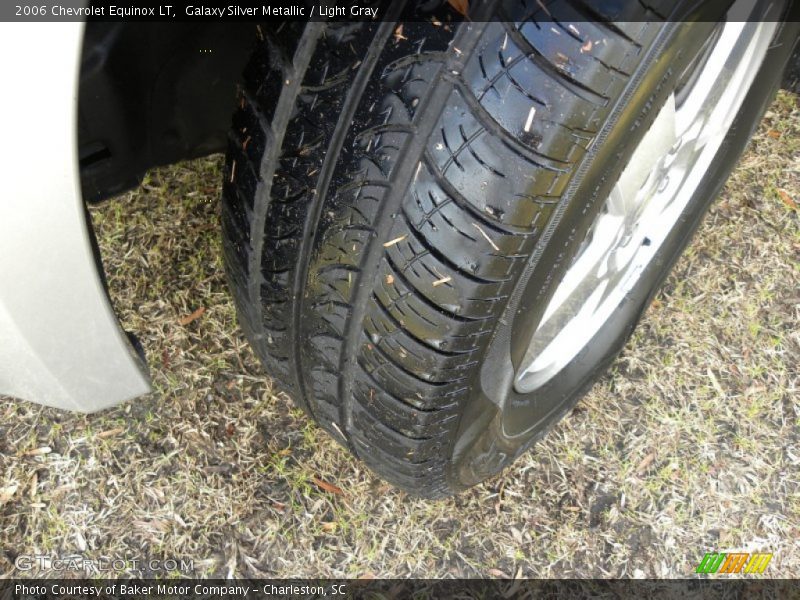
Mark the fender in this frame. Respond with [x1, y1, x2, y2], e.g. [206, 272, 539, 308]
[0, 21, 151, 411]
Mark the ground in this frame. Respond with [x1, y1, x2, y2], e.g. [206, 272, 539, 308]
[0, 91, 797, 578]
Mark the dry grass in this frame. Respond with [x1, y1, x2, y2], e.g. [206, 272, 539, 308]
[1, 91, 797, 579]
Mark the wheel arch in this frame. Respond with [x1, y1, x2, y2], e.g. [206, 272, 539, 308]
[78, 21, 256, 202]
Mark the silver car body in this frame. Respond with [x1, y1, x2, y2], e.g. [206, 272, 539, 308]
[0, 21, 151, 412]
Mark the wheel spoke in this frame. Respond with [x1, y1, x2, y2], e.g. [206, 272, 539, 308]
[613, 93, 677, 216]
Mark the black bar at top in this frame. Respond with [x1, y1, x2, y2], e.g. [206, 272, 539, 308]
[2, 0, 798, 22]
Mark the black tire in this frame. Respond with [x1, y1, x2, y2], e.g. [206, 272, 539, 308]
[221, 2, 799, 497]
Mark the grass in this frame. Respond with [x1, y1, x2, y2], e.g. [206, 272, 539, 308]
[0, 91, 797, 578]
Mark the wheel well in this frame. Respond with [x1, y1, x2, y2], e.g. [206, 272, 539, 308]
[78, 22, 256, 202]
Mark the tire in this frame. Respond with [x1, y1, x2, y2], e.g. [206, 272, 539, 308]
[221, 1, 799, 497]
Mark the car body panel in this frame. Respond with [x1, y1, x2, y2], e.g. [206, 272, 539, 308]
[0, 21, 151, 412]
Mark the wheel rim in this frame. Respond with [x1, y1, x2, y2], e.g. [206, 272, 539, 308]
[514, 11, 778, 394]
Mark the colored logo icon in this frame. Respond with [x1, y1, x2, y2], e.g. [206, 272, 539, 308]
[696, 552, 772, 574]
